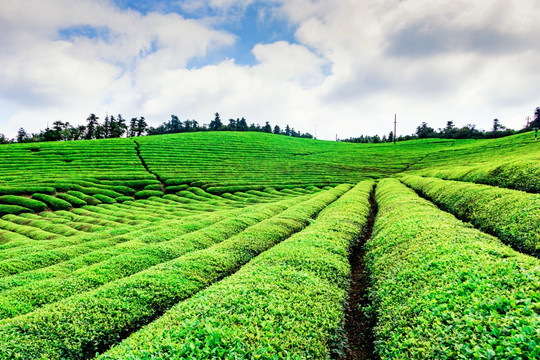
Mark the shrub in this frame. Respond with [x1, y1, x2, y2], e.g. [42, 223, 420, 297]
[99, 182, 373, 359]
[67, 191, 102, 205]
[92, 194, 116, 204]
[0, 185, 348, 359]
[0, 205, 31, 217]
[366, 178, 540, 359]
[0, 196, 47, 212]
[56, 193, 87, 207]
[31, 194, 71, 211]
[165, 185, 189, 193]
[0, 186, 56, 196]
[0, 197, 302, 319]
[400, 175, 540, 255]
[111, 186, 136, 196]
[135, 190, 164, 199]
[78, 187, 122, 198]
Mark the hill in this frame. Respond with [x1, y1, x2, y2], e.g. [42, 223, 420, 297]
[0, 131, 538, 359]
[1, 131, 536, 198]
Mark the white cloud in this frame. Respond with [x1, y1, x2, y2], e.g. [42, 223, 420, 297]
[275, 0, 540, 137]
[0, 0, 539, 140]
[0, 0, 235, 136]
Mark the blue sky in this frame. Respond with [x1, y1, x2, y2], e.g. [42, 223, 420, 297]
[109, 0, 298, 66]
[1, 0, 539, 140]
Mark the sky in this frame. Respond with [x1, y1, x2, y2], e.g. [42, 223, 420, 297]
[1, 0, 539, 141]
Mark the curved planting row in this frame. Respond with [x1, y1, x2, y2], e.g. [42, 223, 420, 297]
[0, 138, 149, 183]
[0, 180, 160, 217]
[400, 175, 540, 256]
[0, 187, 308, 277]
[99, 180, 374, 359]
[0, 184, 348, 360]
[0, 196, 225, 260]
[134, 132, 430, 190]
[404, 131, 539, 193]
[0, 186, 296, 251]
[367, 179, 540, 359]
[408, 161, 540, 193]
[0, 203, 276, 293]
[0, 195, 311, 319]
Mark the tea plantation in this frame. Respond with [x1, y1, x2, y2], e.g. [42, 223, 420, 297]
[0, 131, 538, 359]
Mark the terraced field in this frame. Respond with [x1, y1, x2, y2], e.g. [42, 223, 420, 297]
[0, 131, 538, 359]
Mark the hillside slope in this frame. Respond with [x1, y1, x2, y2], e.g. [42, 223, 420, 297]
[0, 131, 537, 213]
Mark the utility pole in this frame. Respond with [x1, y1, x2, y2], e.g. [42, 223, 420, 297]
[394, 114, 397, 145]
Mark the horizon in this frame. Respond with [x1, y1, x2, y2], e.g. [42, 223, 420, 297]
[1, 0, 539, 140]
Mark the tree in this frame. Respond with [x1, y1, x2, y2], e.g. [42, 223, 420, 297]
[76, 125, 86, 140]
[273, 125, 281, 135]
[228, 119, 237, 131]
[103, 116, 111, 138]
[209, 112, 223, 131]
[129, 118, 138, 137]
[169, 115, 182, 133]
[136, 117, 147, 136]
[85, 114, 99, 140]
[262, 121, 272, 133]
[41, 127, 59, 142]
[237, 118, 248, 131]
[95, 124, 105, 139]
[186, 120, 198, 132]
[52, 121, 67, 141]
[440, 120, 458, 138]
[531, 107, 540, 128]
[284, 125, 291, 136]
[109, 114, 127, 138]
[67, 126, 83, 141]
[388, 131, 394, 143]
[415, 122, 436, 139]
[0, 133, 10, 144]
[492, 118, 505, 132]
[16, 128, 29, 143]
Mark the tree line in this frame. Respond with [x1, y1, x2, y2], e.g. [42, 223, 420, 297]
[146, 113, 313, 138]
[0, 112, 313, 144]
[341, 107, 540, 144]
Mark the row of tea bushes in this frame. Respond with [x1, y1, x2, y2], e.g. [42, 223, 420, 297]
[400, 175, 540, 256]
[99, 181, 374, 359]
[0, 196, 308, 319]
[404, 131, 539, 193]
[411, 161, 540, 193]
[134, 132, 434, 190]
[0, 185, 295, 251]
[367, 179, 540, 359]
[0, 206, 267, 293]
[0, 185, 348, 360]
[0, 192, 271, 277]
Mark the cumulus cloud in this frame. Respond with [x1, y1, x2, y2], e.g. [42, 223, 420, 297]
[0, 0, 235, 136]
[0, 0, 539, 140]
[276, 0, 540, 136]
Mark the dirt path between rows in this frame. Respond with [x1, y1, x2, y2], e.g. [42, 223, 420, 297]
[343, 187, 378, 360]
